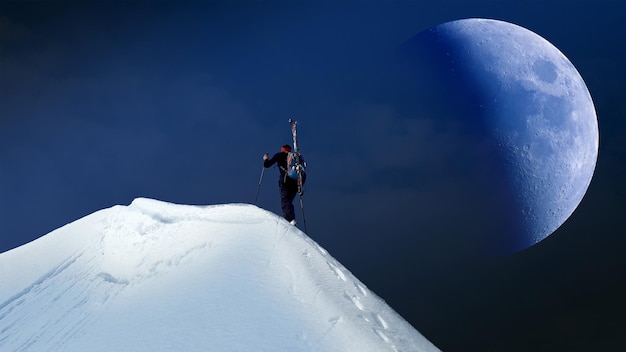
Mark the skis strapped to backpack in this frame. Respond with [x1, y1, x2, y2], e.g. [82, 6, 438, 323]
[289, 118, 308, 232]
[288, 119, 306, 196]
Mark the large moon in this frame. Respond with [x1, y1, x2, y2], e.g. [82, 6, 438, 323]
[395, 18, 598, 255]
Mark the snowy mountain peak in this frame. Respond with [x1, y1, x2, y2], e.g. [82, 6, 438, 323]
[0, 198, 440, 352]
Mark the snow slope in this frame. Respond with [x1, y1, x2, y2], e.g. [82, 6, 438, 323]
[0, 198, 440, 351]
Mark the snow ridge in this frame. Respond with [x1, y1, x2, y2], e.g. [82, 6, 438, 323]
[0, 198, 440, 352]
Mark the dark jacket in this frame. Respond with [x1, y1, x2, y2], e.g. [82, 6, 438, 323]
[264, 151, 306, 183]
[264, 151, 289, 179]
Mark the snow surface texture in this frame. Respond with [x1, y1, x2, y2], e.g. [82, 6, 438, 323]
[0, 198, 440, 352]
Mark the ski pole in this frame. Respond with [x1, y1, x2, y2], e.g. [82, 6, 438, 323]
[254, 166, 265, 205]
[298, 193, 308, 233]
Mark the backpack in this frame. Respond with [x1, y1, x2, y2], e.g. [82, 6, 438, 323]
[285, 152, 306, 182]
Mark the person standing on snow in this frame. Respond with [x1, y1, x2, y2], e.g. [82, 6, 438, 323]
[263, 144, 305, 225]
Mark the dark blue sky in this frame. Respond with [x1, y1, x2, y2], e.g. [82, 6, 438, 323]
[1, 1, 625, 351]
